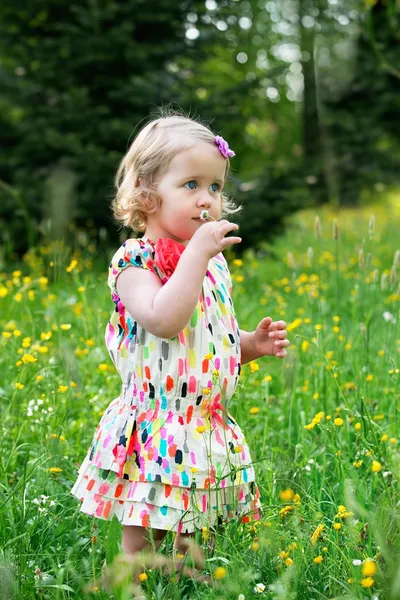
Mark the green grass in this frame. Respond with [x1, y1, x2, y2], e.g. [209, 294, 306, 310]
[1, 194, 399, 599]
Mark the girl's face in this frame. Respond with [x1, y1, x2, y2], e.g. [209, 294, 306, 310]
[143, 140, 226, 245]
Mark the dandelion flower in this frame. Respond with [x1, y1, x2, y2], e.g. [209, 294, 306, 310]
[362, 559, 377, 577]
[361, 576, 374, 588]
[313, 555, 323, 564]
[214, 567, 227, 579]
[311, 524, 325, 545]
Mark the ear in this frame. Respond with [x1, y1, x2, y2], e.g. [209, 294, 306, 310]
[135, 177, 142, 188]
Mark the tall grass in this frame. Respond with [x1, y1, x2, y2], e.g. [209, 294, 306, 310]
[0, 194, 399, 599]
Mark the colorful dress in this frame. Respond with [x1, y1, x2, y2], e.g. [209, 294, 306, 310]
[70, 237, 262, 533]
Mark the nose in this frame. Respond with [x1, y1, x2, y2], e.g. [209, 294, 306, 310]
[197, 191, 212, 208]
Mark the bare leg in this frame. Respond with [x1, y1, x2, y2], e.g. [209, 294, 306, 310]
[102, 525, 168, 589]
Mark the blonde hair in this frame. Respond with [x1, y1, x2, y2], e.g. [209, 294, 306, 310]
[112, 107, 241, 232]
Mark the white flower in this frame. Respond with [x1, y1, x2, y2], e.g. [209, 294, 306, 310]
[352, 559, 362, 566]
[254, 583, 266, 593]
[238, 595, 245, 600]
[200, 210, 209, 221]
[383, 311, 396, 323]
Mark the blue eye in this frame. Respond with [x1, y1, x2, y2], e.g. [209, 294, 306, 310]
[185, 180, 197, 190]
[210, 183, 220, 193]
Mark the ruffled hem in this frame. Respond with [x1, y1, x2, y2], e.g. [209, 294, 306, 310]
[71, 457, 262, 534]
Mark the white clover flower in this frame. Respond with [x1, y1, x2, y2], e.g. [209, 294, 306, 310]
[352, 559, 362, 566]
[253, 583, 266, 593]
[238, 595, 245, 600]
[200, 210, 209, 221]
[383, 311, 396, 323]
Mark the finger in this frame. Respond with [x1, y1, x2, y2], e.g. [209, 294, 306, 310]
[221, 236, 242, 248]
[259, 317, 272, 329]
[219, 222, 239, 234]
[271, 330, 287, 339]
[274, 339, 290, 347]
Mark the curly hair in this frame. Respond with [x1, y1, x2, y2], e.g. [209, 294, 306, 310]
[111, 107, 242, 232]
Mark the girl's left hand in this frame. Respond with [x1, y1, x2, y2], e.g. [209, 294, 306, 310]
[253, 317, 290, 359]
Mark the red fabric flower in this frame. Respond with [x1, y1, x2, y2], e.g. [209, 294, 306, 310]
[153, 238, 186, 283]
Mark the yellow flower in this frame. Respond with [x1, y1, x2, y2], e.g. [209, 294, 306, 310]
[366, 374, 373, 382]
[362, 559, 377, 577]
[13, 330, 22, 337]
[284, 557, 293, 566]
[22, 354, 37, 364]
[381, 434, 389, 442]
[280, 488, 294, 501]
[57, 385, 69, 393]
[333, 523, 341, 530]
[196, 426, 206, 434]
[361, 577, 374, 588]
[66, 259, 78, 273]
[301, 340, 309, 352]
[287, 318, 302, 332]
[214, 567, 226, 579]
[313, 555, 323, 564]
[40, 331, 52, 341]
[60, 324, 72, 331]
[138, 573, 148, 582]
[36, 375, 44, 381]
[371, 460, 382, 473]
[202, 387, 211, 395]
[203, 352, 213, 360]
[249, 361, 259, 373]
[263, 375, 272, 382]
[14, 293, 22, 303]
[78, 286, 86, 292]
[311, 524, 325, 545]
[38, 346, 48, 354]
[354, 423, 361, 431]
[70, 381, 77, 388]
[0, 286, 8, 297]
[15, 382, 24, 389]
[22, 337, 31, 348]
[249, 407, 260, 415]
[233, 259, 243, 267]
[236, 275, 244, 283]
[334, 418, 344, 426]
[2, 332, 12, 339]
[48, 467, 62, 473]
[251, 541, 260, 551]
[279, 551, 289, 559]
[280, 505, 294, 517]
[98, 363, 108, 372]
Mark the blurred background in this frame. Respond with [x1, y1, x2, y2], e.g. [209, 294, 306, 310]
[0, 0, 399, 258]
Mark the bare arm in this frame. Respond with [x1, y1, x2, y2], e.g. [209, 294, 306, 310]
[239, 329, 262, 364]
[116, 247, 209, 339]
[117, 221, 241, 339]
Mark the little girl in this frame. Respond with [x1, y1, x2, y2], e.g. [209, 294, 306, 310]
[70, 111, 289, 567]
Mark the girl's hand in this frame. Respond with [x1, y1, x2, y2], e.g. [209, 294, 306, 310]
[188, 220, 241, 259]
[253, 317, 290, 359]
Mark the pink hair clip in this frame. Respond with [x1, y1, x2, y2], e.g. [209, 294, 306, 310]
[215, 135, 235, 158]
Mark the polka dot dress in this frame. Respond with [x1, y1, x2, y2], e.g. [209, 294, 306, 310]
[70, 238, 262, 533]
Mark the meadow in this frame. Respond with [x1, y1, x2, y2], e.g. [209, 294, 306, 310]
[0, 195, 399, 600]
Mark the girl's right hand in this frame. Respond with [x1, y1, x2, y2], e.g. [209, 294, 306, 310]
[188, 220, 242, 259]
